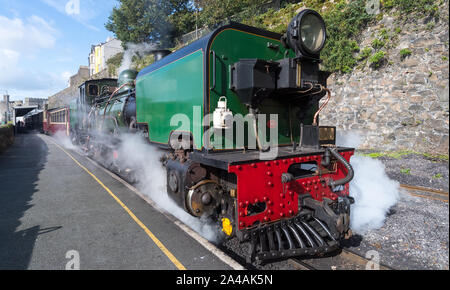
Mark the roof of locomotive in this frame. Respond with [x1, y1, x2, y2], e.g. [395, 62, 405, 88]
[78, 78, 118, 89]
[137, 21, 283, 79]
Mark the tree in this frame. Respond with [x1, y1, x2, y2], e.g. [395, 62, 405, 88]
[167, 0, 197, 38]
[195, 0, 265, 27]
[105, 0, 194, 47]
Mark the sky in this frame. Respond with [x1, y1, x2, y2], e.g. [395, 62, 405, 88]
[0, 0, 119, 101]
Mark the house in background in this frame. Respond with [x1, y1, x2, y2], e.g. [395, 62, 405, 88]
[89, 37, 123, 76]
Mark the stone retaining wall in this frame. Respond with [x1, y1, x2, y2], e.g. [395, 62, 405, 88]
[320, 3, 449, 155]
[0, 125, 14, 154]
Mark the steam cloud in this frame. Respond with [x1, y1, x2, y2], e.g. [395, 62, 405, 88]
[337, 131, 400, 233]
[53, 124, 398, 239]
[51, 127, 219, 241]
[53, 130, 76, 150]
[114, 134, 220, 242]
[118, 43, 158, 74]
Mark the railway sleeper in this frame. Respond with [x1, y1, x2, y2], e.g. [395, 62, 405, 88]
[247, 215, 339, 263]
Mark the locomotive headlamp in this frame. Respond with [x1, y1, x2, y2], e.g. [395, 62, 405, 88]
[283, 9, 327, 58]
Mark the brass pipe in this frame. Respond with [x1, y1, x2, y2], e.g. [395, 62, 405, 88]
[313, 86, 332, 126]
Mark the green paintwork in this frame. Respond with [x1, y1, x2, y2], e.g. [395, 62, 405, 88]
[71, 78, 121, 134]
[97, 91, 130, 133]
[136, 50, 204, 148]
[135, 27, 319, 151]
[69, 98, 78, 131]
[118, 69, 138, 92]
[208, 29, 313, 149]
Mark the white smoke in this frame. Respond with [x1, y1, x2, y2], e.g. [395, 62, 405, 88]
[53, 130, 76, 150]
[50, 128, 219, 241]
[336, 130, 363, 149]
[118, 43, 158, 74]
[115, 134, 220, 242]
[337, 131, 400, 233]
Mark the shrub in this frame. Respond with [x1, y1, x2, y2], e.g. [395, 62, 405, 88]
[382, 0, 440, 17]
[399, 48, 412, 60]
[371, 38, 385, 49]
[106, 52, 124, 76]
[357, 47, 373, 61]
[369, 51, 387, 68]
[400, 168, 411, 174]
[0, 124, 14, 154]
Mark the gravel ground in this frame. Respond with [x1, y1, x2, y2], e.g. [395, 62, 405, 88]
[345, 190, 449, 270]
[220, 188, 449, 270]
[357, 151, 449, 192]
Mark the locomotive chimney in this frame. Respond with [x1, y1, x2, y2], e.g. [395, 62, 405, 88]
[152, 50, 172, 62]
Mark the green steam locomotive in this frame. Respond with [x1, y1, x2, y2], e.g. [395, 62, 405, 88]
[68, 9, 355, 262]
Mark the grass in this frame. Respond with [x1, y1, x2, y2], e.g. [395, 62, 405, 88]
[421, 153, 449, 162]
[359, 150, 414, 159]
[358, 150, 449, 161]
[400, 168, 411, 175]
[371, 38, 385, 49]
[400, 48, 412, 60]
[432, 173, 443, 179]
[369, 51, 387, 68]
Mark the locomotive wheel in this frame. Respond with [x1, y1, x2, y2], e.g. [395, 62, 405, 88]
[186, 180, 220, 218]
[168, 171, 178, 193]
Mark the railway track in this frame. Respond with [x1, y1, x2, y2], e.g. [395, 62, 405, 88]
[400, 184, 449, 203]
[288, 249, 393, 270]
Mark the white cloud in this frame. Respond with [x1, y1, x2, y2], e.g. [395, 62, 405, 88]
[40, 0, 108, 31]
[0, 15, 57, 55]
[0, 15, 66, 94]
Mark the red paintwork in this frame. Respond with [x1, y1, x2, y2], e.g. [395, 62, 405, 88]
[228, 150, 354, 230]
[43, 107, 70, 136]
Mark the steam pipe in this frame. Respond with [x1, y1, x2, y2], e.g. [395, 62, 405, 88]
[321, 148, 331, 167]
[249, 108, 269, 152]
[312, 86, 331, 126]
[328, 148, 354, 189]
[100, 82, 130, 130]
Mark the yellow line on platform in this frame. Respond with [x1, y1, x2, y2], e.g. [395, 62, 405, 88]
[48, 137, 187, 270]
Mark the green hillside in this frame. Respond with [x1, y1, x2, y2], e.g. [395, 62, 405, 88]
[107, 0, 444, 75]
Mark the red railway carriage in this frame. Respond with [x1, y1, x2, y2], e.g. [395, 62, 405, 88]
[43, 107, 70, 136]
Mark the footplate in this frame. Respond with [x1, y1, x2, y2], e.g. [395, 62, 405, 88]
[246, 215, 340, 263]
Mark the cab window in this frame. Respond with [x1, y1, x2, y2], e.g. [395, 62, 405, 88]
[88, 84, 99, 96]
